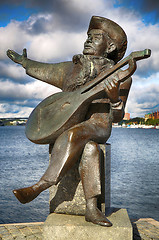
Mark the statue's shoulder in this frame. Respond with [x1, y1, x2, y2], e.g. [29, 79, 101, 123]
[55, 60, 73, 68]
[51, 60, 74, 75]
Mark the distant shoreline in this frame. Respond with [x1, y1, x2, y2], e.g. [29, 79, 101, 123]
[0, 118, 28, 126]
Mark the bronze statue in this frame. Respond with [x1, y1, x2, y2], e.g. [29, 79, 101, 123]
[7, 16, 150, 227]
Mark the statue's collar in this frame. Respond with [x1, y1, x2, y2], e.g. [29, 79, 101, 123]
[72, 54, 114, 66]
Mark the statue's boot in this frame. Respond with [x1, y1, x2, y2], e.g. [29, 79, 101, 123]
[13, 180, 51, 204]
[79, 141, 112, 227]
[85, 198, 112, 227]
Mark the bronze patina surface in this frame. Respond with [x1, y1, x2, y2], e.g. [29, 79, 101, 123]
[7, 16, 151, 227]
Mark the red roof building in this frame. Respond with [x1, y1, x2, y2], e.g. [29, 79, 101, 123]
[123, 112, 130, 120]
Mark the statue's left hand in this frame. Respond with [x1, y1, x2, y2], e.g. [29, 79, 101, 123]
[6, 49, 27, 65]
[104, 74, 120, 103]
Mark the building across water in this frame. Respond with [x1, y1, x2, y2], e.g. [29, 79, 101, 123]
[123, 112, 130, 120]
[145, 110, 159, 121]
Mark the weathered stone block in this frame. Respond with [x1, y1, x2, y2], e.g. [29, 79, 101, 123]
[43, 209, 133, 240]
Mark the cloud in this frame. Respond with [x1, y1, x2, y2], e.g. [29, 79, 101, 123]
[126, 76, 159, 117]
[100, 7, 159, 77]
[0, 0, 112, 63]
[142, 0, 159, 13]
[1, 13, 87, 62]
[117, 0, 159, 16]
[28, 31, 86, 62]
[24, 14, 53, 35]
[0, 21, 29, 60]
[125, 23, 159, 75]
[0, 78, 61, 117]
[126, 71, 159, 117]
[0, 62, 30, 82]
[24, 0, 109, 31]
[0, 0, 23, 6]
[0, 79, 60, 101]
[0, 0, 110, 33]
[0, 103, 33, 118]
[136, 0, 159, 16]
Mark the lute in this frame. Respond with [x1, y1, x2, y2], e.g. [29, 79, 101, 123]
[26, 49, 151, 144]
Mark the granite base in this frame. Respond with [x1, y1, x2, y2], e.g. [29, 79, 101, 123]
[43, 208, 132, 240]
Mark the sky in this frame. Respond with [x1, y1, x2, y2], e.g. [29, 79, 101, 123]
[0, 0, 159, 118]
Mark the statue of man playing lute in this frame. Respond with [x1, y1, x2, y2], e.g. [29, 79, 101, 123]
[7, 16, 150, 227]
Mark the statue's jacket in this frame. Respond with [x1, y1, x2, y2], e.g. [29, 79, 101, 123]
[22, 56, 132, 136]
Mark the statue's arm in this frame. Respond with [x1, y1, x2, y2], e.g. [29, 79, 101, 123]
[111, 100, 125, 123]
[104, 71, 132, 123]
[7, 49, 73, 89]
[23, 59, 73, 89]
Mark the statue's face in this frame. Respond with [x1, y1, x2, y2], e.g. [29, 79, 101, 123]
[83, 29, 107, 56]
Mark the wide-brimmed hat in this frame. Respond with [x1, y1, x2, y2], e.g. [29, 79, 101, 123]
[88, 16, 127, 62]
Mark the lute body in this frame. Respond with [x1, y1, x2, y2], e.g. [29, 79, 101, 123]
[26, 86, 101, 144]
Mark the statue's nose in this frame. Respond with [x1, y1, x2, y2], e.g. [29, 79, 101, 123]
[87, 36, 92, 43]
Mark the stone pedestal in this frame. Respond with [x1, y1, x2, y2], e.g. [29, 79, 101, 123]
[43, 209, 133, 240]
[49, 143, 111, 215]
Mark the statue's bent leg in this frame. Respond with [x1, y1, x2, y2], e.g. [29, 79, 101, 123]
[13, 121, 97, 204]
[13, 117, 112, 205]
[79, 141, 112, 227]
[40, 123, 94, 184]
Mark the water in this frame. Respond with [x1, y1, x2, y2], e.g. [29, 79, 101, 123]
[0, 126, 49, 224]
[110, 127, 159, 221]
[0, 126, 159, 223]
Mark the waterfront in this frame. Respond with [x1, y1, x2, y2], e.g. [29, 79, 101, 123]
[0, 126, 159, 224]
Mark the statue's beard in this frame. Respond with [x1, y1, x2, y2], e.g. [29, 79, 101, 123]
[70, 54, 114, 90]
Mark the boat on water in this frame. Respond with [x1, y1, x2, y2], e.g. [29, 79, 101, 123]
[121, 124, 158, 129]
[143, 125, 155, 129]
[113, 123, 159, 129]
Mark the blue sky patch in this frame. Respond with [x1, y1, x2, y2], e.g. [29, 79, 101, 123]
[0, 4, 36, 27]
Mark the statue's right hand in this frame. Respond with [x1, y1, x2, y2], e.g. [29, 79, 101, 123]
[6, 48, 27, 65]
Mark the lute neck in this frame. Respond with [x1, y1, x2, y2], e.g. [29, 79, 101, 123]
[81, 49, 151, 94]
